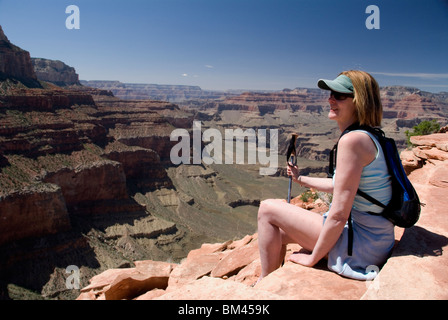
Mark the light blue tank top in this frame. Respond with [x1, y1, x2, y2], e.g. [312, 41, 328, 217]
[352, 130, 392, 213]
[333, 130, 392, 213]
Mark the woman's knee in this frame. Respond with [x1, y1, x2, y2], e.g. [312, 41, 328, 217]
[258, 199, 284, 222]
[258, 199, 271, 222]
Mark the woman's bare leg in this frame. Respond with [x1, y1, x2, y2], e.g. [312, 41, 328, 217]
[257, 199, 323, 278]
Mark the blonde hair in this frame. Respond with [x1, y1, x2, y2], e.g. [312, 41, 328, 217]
[340, 70, 382, 127]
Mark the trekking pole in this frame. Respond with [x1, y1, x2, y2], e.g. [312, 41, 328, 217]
[286, 133, 298, 203]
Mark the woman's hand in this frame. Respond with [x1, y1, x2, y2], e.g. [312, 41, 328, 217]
[286, 162, 299, 181]
[287, 251, 317, 268]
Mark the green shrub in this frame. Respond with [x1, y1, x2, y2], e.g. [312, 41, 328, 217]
[405, 120, 440, 147]
[300, 190, 318, 202]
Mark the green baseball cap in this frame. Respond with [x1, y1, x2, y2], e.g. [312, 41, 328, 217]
[318, 74, 354, 94]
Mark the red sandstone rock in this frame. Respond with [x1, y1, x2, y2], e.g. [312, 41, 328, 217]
[210, 240, 259, 278]
[186, 240, 233, 259]
[428, 163, 448, 188]
[77, 260, 174, 300]
[167, 252, 224, 289]
[256, 261, 367, 299]
[401, 149, 422, 174]
[1, 89, 95, 111]
[410, 133, 448, 148]
[156, 276, 284, 300]
[231, 258, 261, 285]
[422, 147, 448, 161]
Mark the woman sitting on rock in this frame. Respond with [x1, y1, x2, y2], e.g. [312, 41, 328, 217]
[256, 70, 394, 281]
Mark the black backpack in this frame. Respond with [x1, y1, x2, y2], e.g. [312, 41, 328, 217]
[329, 123, 422, 255]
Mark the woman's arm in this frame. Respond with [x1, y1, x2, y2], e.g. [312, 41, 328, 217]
[287, 165, 334, 193]
[289, 131, 377, 266]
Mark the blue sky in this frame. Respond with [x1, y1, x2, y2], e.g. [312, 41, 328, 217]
[0, 0, 447, 92]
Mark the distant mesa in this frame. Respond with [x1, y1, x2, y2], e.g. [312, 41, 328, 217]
[80, 80, 235, 103]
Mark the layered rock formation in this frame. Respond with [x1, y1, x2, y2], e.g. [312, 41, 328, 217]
[32, 58, 81, 86]
[78, 132, 448, 300]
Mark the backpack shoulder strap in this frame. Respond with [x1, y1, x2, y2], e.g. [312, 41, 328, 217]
[329, 122, 371, 177]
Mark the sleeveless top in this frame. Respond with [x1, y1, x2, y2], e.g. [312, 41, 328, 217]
[323, 130, 395, 280]
[352, 130, 392, 213]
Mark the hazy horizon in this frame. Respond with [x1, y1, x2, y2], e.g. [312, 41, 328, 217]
[80, 79, 448, 95]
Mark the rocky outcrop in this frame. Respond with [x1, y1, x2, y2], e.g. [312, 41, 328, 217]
[77, 232, 369, 300]
[0, 25, 37, 83]
[32, 58, 81, 86]
[401, 132, 448, 174]
[78, 132, 448, 300]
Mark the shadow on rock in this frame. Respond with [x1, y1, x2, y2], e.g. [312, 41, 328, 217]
[393, 226, 448, 258]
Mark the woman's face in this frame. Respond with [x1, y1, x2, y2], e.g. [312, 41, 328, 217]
[327, 91, 357, 124]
